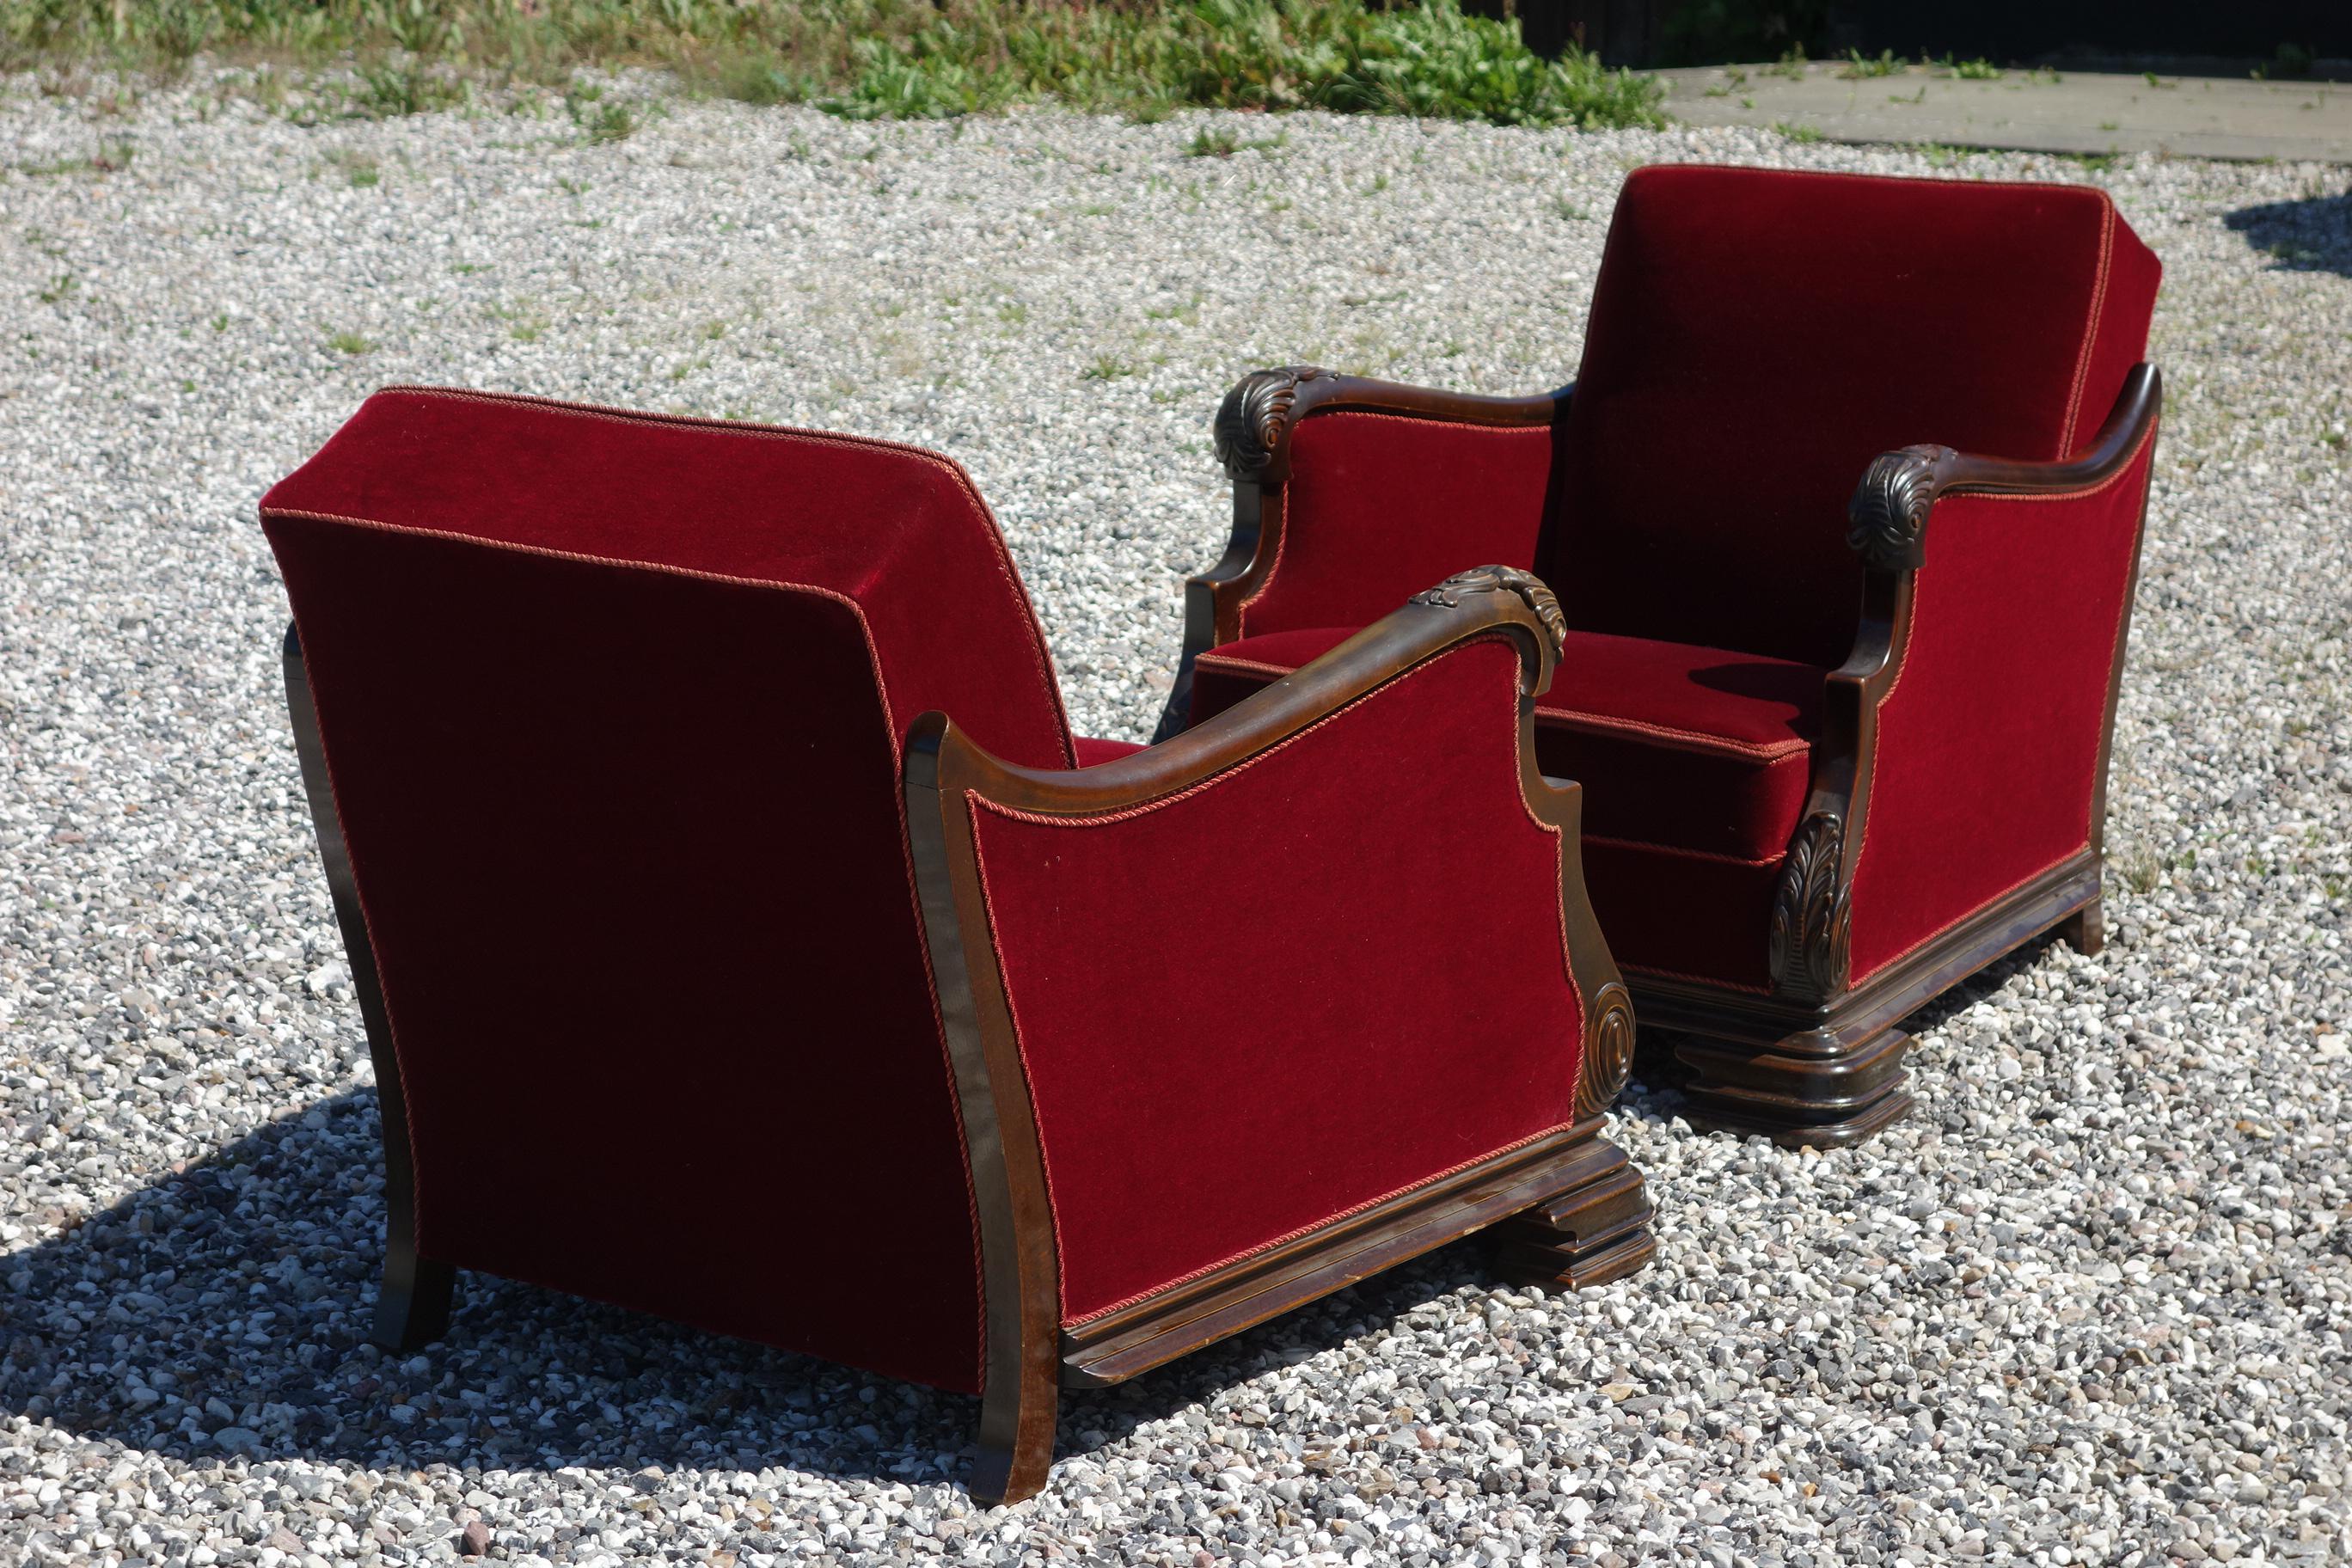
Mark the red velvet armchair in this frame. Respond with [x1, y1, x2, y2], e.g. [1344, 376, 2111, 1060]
[261, 389, 1654, 1504]
[1163, 164, 2163, 1148]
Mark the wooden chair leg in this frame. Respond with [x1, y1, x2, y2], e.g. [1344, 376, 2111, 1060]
[372, 1243, 456, 1351]
[968, 1355, 1058, 1506]
[2055, 895, 2105, 957]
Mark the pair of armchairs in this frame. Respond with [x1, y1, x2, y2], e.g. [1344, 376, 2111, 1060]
[260, 165, 2159, 1504]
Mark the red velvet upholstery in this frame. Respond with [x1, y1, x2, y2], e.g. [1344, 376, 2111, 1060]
[270, 388, 1078, 773]
[1847, 433, 2159, 981]
[1195, 626, 1821, 861]
[269, 520, 989, 1391]
[262, 389, 1103, 1393]
[1548, 164, 2159, 670]
[1238, 413, 1558, 638]
[971, 640, 1581, 1322]
[1198, 167, 2162, 992]
[1582, 841, 1784, 992]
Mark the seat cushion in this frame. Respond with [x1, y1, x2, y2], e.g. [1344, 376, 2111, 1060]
[1191, 625, 1822, 861]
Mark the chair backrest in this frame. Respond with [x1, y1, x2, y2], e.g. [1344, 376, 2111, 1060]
[1544, 164, 2160, 669]
[261, 389, 1075, 1391]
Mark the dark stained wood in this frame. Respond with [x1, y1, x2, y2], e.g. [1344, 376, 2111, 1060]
[908, 569, 1651, 1499]
[1653, 850, 2107, 1146]
[1844, 366, 2163, 570]
[1490, 1132, 1657, 1289]
[1671, 1027, 1917, 1149]
[1062, 1124, 1650, 1387]
[1155, 370, 1571, 741]
[975, 567, 1565, 816]
[2086, 383, 2163, 867]
[281, 624, 456, 1350]
[903, 723, 1062, 1507]
[2055, 896, 2105, 958]
[1214, 368, 1566, 489]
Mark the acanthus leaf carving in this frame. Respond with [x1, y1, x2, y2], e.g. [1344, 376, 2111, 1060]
[1213, 365, 1327, 484]
[1406, 565, 1569, 660]
[1846, 444, 1953, 573]
[1768, 812, 1853, 1000]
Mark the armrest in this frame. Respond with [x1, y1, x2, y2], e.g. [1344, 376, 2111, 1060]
[1155, 367, 1572, 740]
[909, 570, 1632, 1496]
[1213, 366, 1566, 487]
[1846, 364, 2162, 573]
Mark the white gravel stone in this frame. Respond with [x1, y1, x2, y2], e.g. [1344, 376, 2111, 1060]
[2, 65, 2348, 1568]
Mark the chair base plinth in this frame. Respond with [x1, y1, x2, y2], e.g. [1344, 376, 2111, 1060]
[1491, 1136, 1657, 1289]
[1630, 852, 2109, 1150]
[1674, 1025, 1916, 1149]
[372, 1251, 456, 1351]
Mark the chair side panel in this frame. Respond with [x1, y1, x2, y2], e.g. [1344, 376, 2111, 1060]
[268, 516, 984, 1392]
[963, 640, 1582, 1325]
[1845, 437, 2158, 983]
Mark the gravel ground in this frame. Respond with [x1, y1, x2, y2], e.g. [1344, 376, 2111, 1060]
[2, 68, 2349, 1568]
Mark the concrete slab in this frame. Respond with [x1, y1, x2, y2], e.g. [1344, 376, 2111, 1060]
[1660, 61, 2352, 163]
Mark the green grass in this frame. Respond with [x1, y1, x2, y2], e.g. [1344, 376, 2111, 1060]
[1934, 54, 2003, 80]
[563, 81, 637, 141]
[325, 329, 374, 353]
[1836, 48, 1900, 79]
[9, 0, 1665, 129]
[1185, 126, 1284, 156]
[19, 136, 133, 175]
[326, 147, 378, 185]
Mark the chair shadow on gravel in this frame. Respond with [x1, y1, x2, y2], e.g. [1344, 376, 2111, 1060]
[2225, 191, 2352, 277]
[0, 1088, 1673, 1491]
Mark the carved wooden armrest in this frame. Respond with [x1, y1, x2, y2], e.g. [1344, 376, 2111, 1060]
[1155, 369, 1572, 741]
[1214, 365, 1570, 487]
[1846, 365, 2162, 573]
[949, 565, 1571, 812]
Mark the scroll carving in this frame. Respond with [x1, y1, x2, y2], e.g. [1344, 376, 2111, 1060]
[1406, 566, 1569, 658]
[1574, 983, 1637, 1123]
[1213, 365, 1326, 483]
[1846, 444, 1953, 573]
[1769, 812, 1853, 1000]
